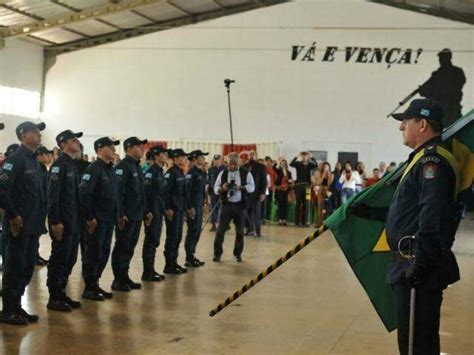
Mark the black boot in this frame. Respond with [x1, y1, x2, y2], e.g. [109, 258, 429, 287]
[82, 288, 104, 301]
[47, 299, 72, 312]
[163, 264, 181, 274]
[175, 264, 188, 273]
[210, 223, 217, 232]
[142, 272, 162, 282]
[111, 280, 131, 292]
[61, 289, 81, 309]
[126, 278, 142, 290]
[97, 286, 113, 299]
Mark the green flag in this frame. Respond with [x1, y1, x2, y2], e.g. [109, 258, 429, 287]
[324, 109, 474, 332]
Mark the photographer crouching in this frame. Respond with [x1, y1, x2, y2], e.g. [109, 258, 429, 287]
[213, 153, 255, 262]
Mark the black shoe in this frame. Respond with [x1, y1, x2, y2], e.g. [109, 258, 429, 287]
[163, 265, 181, 274]
[154, 271, 166, 280]
[175, 264, 188, 273]
[126, 279, 142, 290]
[97, 287, 113, 299]
[64, 296, 81, 309]
[36, 255, 48, 266]
[194, 257, 205, 266]
[111, 280, 131, 292]
[47, 299, 72, 312]
[82, 289, 104, 301]
[1, 312, 28, 326]
[142, 273, 162, 282]
[213, 256, 221, 262]
[210, 224, 217, 232]
[19, 308, 39, 323]
[236, 256, 242, 262]
[184, 258, 201, 268]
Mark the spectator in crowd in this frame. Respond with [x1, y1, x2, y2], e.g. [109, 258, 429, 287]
[241, 151, 267, 238]
[386, 161, 397, 174]
[379, 161, 387, 177]
[264, 156, 277, 221]
[208, 154, 225, 232]
[331, 161, 343, 209]
[290, 151, 318, 227]
[313, 162, 334, 227]
[355, 161, 367, 193]
[366, 168, 381, 187]
[274, 159, 293, 226]
[339, 162, 361, 204]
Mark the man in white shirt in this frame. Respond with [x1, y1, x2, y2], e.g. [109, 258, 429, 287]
[213, 153, 255, 262]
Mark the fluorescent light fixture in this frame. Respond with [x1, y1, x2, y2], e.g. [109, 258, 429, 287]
[0, 85, 41, 119]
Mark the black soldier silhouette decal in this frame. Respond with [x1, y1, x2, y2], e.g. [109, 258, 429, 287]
[419, 49, 466, 127]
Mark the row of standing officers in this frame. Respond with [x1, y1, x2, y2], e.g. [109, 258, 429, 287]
[0, 121, 259, 326]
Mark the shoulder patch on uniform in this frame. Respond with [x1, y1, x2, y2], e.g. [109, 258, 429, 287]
[165, 173, 170, 178]
[3, 163, 13, 171]
[83, 173, 91, 181]
[145, 173, 152, 178]
[186, 174, 192, 179]
[420, 155, 440, 164]
[423, 163, 437, 180]
[51, 166, 60, 174]
[116, 169, 123, 176]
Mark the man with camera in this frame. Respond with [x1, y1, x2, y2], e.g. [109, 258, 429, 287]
[213, 153, 255, 262]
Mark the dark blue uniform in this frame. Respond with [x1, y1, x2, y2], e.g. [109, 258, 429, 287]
[0, 145, 47, 313]
[143, 163, 166, 275]
[111, 155, 146, 283]
[79, 158, 119, 291]
[208, 165, 224, 226]
[184, 166, 207, 260]
[386, 137, 460, 355]
[46, 153, 81, 300]
[163, 165, 187, 268]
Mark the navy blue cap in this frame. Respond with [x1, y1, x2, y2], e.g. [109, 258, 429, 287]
[5, 144, 19, 157]
[123, 137, 148, 150]
[94, 137, 120, 152]
[37, 146, 53, 155]
[391, 99, 444, 125]
[56, 130, 83, 146]
[188, 150, 209, 160]
[16, 121, 46, 139]
[149, 145, 169, 157]
[170, 148, 188, 158]
[0, 123, 4, 130]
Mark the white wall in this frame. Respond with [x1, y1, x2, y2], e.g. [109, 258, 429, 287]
[0, 38, 44, 150]
[43, 0, 474, 169]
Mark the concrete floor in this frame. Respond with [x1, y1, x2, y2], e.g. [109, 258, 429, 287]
[1, 215, 473, 354]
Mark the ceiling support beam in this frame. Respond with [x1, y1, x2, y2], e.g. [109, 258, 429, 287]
[48, 0, 288, 55]
[1, 0, 169, 38]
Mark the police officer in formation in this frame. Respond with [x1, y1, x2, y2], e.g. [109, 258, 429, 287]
[36, 145, 52, 266]
[184, 150, 208, 267]
[142, 146, 169, 282]
[46, 130, 83, 312]
[163, 149, 189, 274]
[0, 122, 47, 325]
[387, 99, 461, 354]
[213, 152, 255, 262]
[111, 137, 152, 292]
[80, 137, 120, 301]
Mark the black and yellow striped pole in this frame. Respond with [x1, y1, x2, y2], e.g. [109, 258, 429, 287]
[209, 224, 328, 317]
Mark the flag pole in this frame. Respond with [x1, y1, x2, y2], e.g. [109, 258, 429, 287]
[209, 225, 327, 317]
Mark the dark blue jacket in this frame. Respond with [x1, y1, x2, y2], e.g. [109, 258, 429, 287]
[386, 137, 460, 288]
[185, 165, 207, 209]
[115, 155, 146, 222]
[0, 145, 47, 235]
[79, 158, 119, 224]
[144, 163, 166, 215]
[48, 153, 81, 235]
[163, 165, 186, 212]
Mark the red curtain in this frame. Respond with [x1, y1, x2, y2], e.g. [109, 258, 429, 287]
[222, 144, 257, 156]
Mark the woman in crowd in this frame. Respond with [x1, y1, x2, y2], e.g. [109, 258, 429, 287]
[313, 162, 334, 227]
[331, 161, 343, 209]
[355, 161, 367, 193]
[339, 161, 361, 204]
[274, 159, 293, 226]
